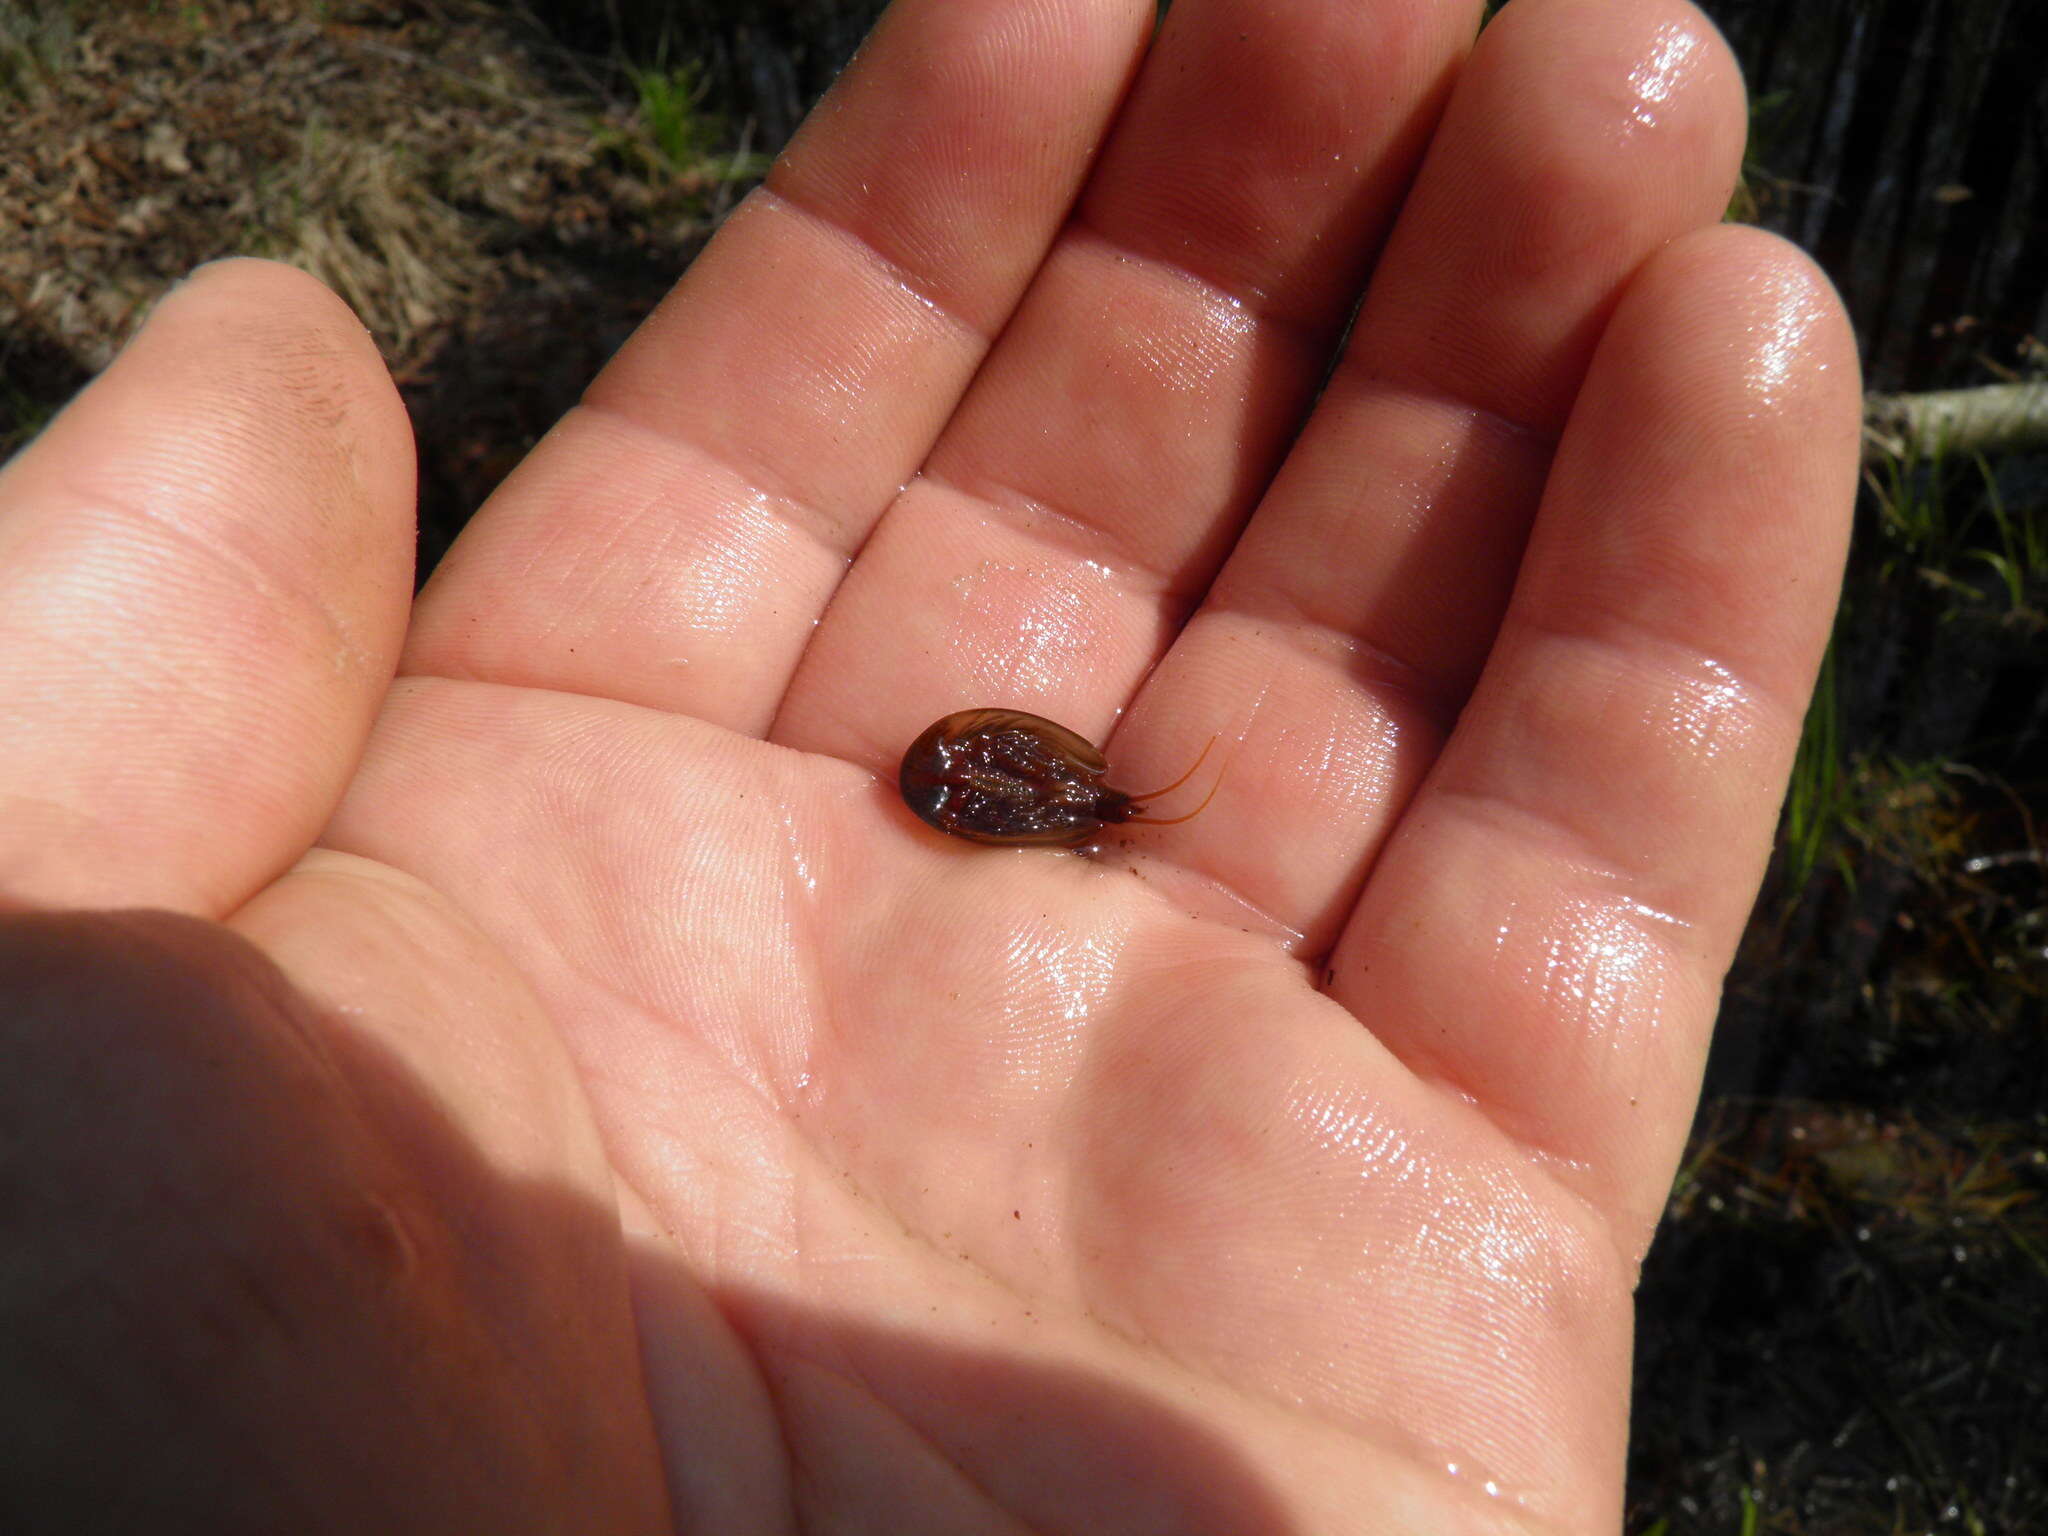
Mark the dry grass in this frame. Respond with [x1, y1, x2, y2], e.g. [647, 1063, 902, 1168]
[0, 0, 752, 540]
[0, 0, 716, 366]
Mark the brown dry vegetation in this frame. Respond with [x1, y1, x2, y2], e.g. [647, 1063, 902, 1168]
[0, 0, 752, 564]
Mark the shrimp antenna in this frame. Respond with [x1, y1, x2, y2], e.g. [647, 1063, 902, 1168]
[1122, 735, 1222, 825]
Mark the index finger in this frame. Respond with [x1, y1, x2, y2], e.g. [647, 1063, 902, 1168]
[402, 0, 1155, 735]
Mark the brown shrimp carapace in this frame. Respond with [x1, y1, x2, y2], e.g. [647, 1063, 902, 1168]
[898, 709, 1218, 847]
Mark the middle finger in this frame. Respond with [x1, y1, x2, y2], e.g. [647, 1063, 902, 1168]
[773, 0, 1484, 758]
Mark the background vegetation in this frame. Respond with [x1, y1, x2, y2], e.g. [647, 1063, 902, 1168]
[2, 1, 2042, 1530]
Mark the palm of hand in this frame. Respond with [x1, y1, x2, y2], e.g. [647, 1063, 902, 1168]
[1, 0, 1859, 1531]
[334, 682, 1592, 1527]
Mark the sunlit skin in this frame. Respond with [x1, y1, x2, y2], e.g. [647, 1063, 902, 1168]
[0, 0, 1858, 1531]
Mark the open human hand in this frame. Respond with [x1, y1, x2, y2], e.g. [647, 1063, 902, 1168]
[0, 0, 1859, 1530]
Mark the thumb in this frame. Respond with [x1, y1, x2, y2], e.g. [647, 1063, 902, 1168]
[0, 260, 413, 915]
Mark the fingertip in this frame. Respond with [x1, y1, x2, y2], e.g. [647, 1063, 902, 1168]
[1597, 223, 1864, 549]
[175, 253, 364, 316]
[162, 256, 388, 372]
[152, 257, 416, 500]
[1367, 0, 1751, 426]
[1639, 222, 1864, 428]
